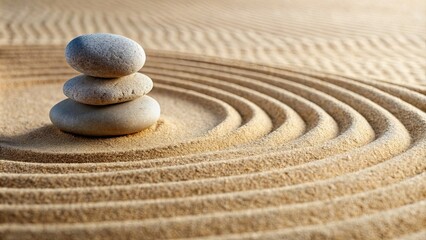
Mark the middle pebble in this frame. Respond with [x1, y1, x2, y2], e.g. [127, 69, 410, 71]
[63, 73, 153, 105]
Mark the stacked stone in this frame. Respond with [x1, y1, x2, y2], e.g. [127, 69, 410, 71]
[50, 33, 160, 136]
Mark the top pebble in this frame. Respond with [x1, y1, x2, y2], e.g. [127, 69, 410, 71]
[65, 33, 146, 78]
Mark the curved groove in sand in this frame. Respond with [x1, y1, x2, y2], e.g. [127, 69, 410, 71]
[0, 46, 425, 239]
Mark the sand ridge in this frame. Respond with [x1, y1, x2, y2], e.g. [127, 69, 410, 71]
[0, 45, 425, 239]
[0, 0, 425, 84]
[0, 0, 425, 239]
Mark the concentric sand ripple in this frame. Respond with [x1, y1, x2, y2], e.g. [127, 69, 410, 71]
[0, 45, 425, 239]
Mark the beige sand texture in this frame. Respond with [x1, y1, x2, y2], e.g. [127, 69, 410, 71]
[0, 0, 425, 239]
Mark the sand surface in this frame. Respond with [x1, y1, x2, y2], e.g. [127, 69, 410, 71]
[0, 0, 425, 239]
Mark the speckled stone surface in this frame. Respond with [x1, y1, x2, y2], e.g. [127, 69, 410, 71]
[65, 33, 146, 78]
[49, 95, 161, 136]
[63, 73, 153, 105]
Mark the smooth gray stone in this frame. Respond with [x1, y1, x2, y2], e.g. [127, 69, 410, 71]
[63, 73, 153, 105]
[65, 33, 146, 78]
[50, 96, 161, 136]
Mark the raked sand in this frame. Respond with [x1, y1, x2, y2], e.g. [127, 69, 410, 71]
[0, 0, 425, 239]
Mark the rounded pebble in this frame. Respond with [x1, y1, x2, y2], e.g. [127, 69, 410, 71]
[50, 96, 161, 136]
[65, 33, 146, 78]
[63, 73, 153, 105]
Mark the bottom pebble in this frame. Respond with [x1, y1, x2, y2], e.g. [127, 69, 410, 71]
[49, 95, 161, 136]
